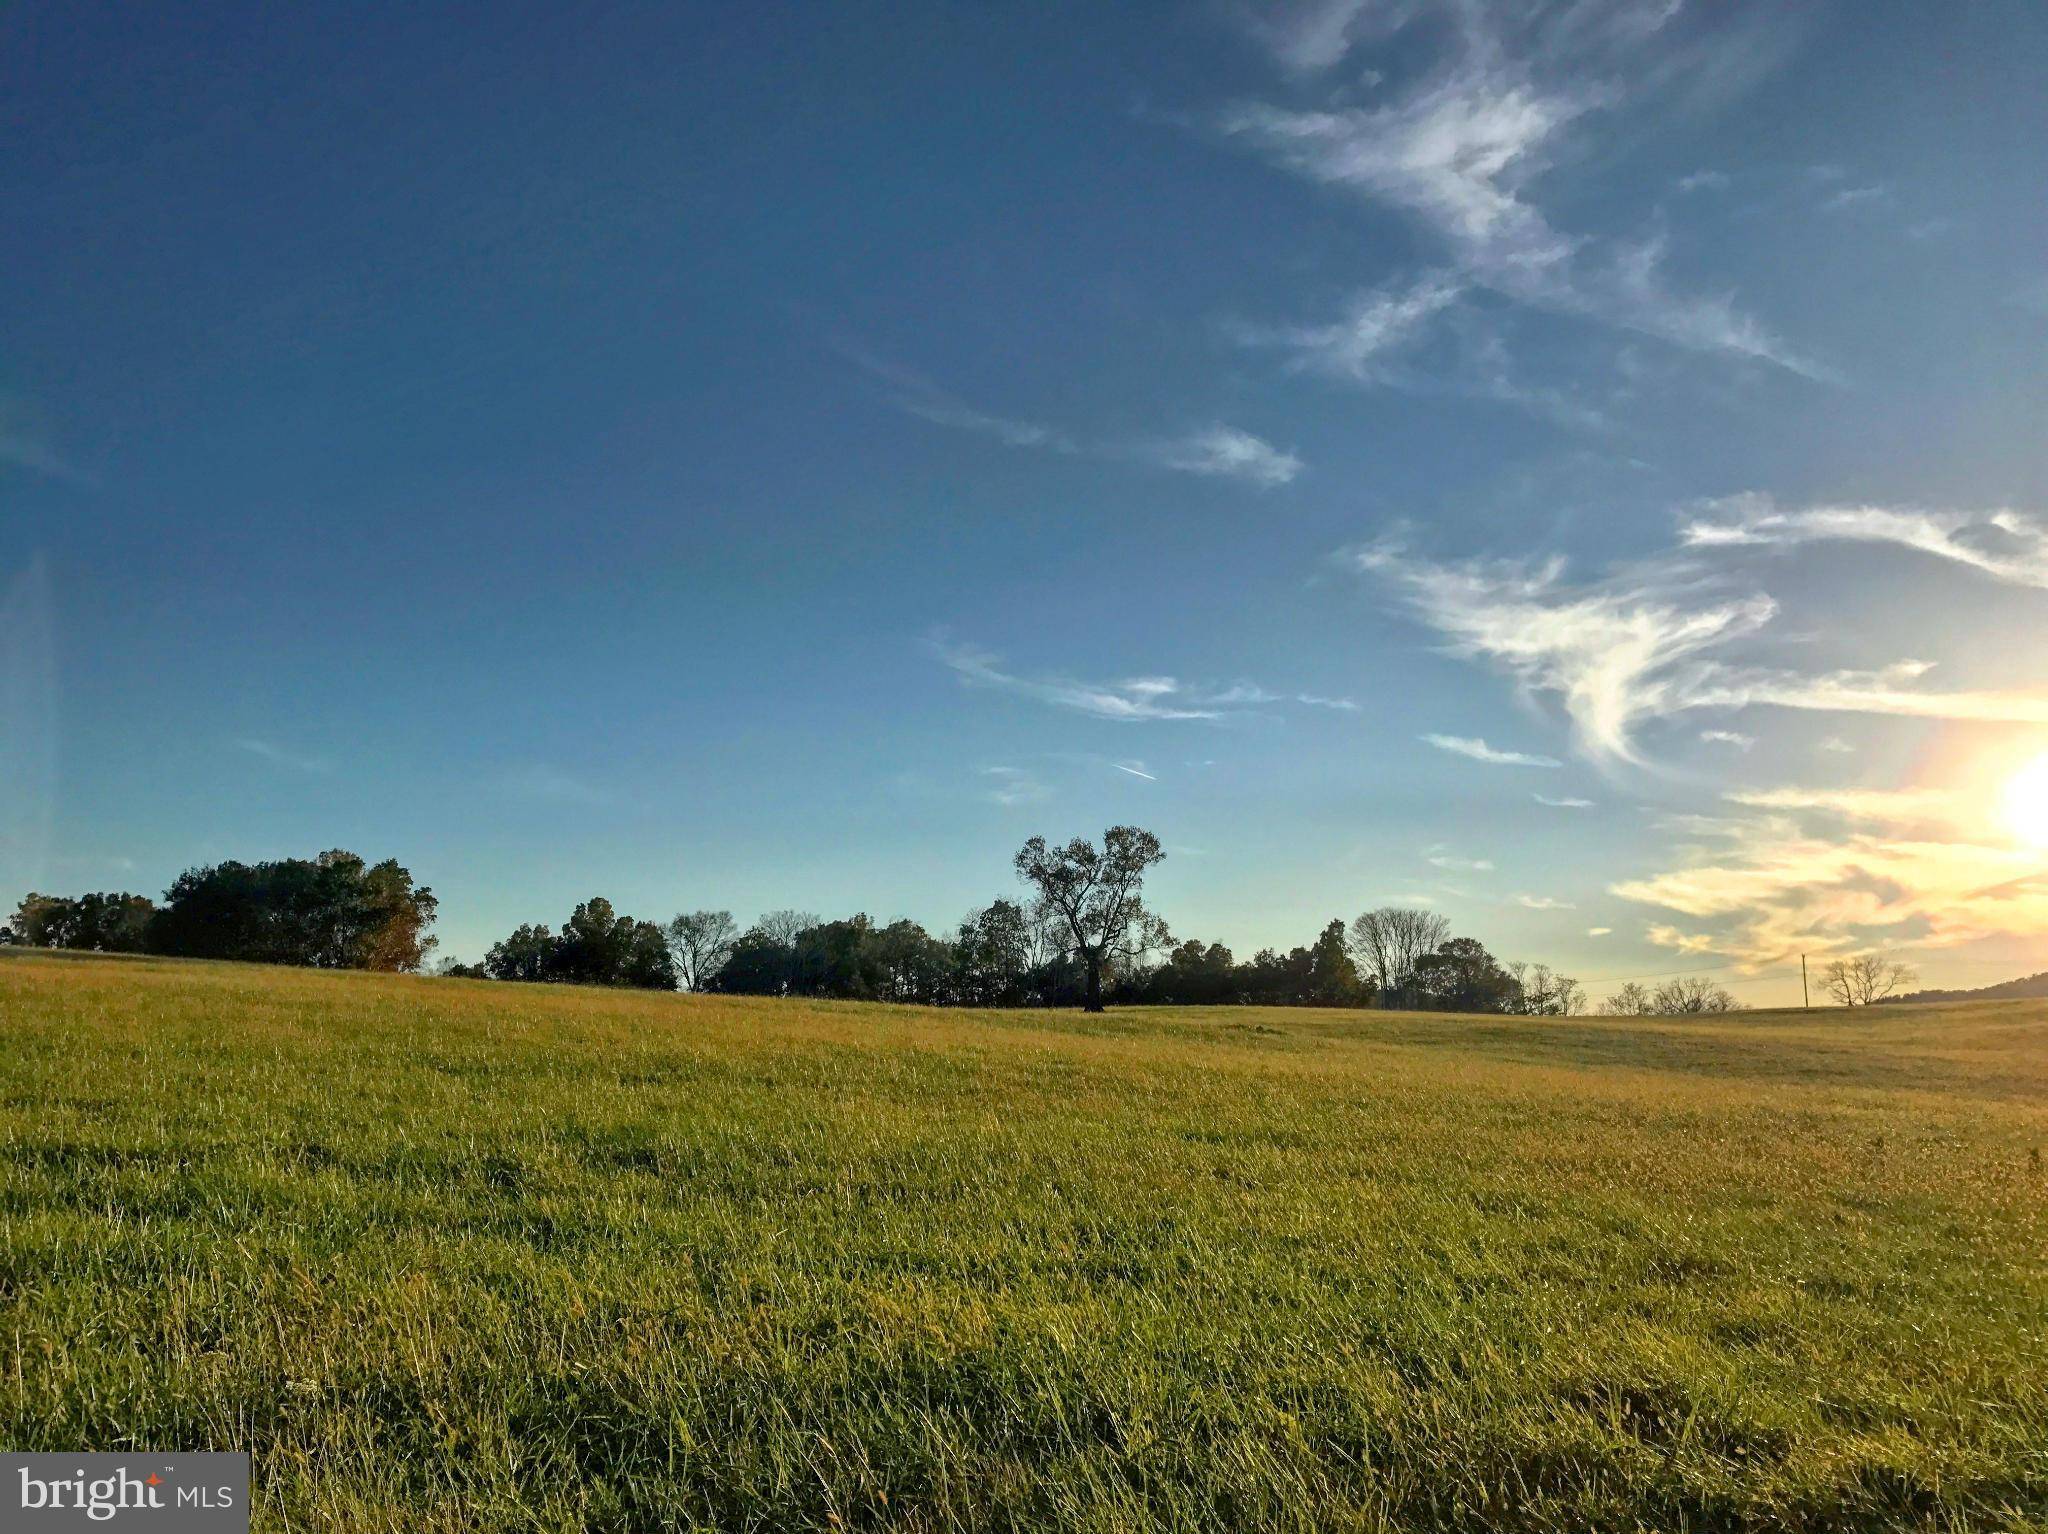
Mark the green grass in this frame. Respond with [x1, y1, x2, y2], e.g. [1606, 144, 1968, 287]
[3, 951, 2045, 1531]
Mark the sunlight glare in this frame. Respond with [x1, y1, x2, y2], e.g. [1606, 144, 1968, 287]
[2002, 754, 2048, 847]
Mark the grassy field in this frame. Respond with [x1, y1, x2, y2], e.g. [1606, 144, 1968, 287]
[2, 951, 2044, 1531]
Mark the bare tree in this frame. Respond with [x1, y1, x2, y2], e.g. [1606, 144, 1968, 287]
[1649, 975, 1741, 1014]
[1347, 907, 1451, 1006]
[1015, 826, 1170, 1013]
[1510, 963, 1587, 1016]
[1601, 981, 1653, 1016]
[1822, 952, 1915, 1007]
[665, 909, 740, 992]
[755, 909, 820, 949]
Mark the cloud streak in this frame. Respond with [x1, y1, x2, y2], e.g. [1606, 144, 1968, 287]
[935, 640, 1351, 724]
[840, 341, 1301, 486]
[1682, 495, 2048, 590]
[1422, 732, 1562, 768]
[1144, 425, 1303, 487]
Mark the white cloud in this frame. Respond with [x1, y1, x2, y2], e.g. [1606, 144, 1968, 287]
[1699, 729, 1754, 749]
[1147, 425, 1303, 487]
[1354, 535, 2048, 765]
[1817, 736, 1855, 754]
[1428, 851, 1495, 872]
[1362, 543, 1776, 764]
[1676, 169, 1728, 193]
[1218, 22, 1819, 376]
[1534, 793, 1595, 808]
[1681, 495, 2048, 590]
[1586, 926, 1613, 936]
[1230, 272, 1464, 381]
[1516, 893, 1576, 910]
[1422, 732, 1562, 768]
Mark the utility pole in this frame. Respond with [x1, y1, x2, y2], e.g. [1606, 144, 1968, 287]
[1802, 953, 1809, 1011]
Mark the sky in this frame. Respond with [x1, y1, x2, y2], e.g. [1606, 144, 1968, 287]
[5, 0, 2048, 1002]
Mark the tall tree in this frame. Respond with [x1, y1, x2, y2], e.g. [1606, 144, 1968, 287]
[1014, 826, 1169, 1013]
[1347, 907, 1451, 1007]
[1303, 919, 1367, 1006]
[955, 899, 1035, 1006]
[665, 909, 740, 992]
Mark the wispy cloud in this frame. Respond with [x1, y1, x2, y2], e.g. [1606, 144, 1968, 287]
[1234, 0, 1407, 74]
[1681, 495, 2048, 590]
[1534, 793, 1595, 808]
[1676, 169, 1728, 193]
[1817, 736, 1855, 754]
[1423, 732, 1562, 768]
[1217, 10, 1821, 377]
[1111, 760, 1158, 781]
[1144, 424, 1303, 487]
[1229, 273, 1464, 382]
[1354, 534, 2048, 765]
[839, 340, 1303, 485]
[1516, 893, 1575, 910]
[233, 737, 332, 774]
[1228, 274, 1607, 429]
[981, 765, 1052, 807]
[1699, 729, 1754, 749]
[1820, 183, 1892, 215]
[934, 639, 1344, 724]
[1586, 926, 1612, 936]
[1427, 847, 1494, 872]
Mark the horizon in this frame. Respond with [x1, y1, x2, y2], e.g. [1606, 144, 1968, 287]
[7, 1, 2048, 1005]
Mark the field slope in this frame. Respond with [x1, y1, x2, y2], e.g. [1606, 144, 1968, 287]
[3, 952, 2045, 1531]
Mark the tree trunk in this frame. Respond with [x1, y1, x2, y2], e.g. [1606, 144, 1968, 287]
[1084, 958, 1104, 1013]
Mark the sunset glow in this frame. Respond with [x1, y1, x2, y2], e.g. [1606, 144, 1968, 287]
[2004, 755, 2048, 849]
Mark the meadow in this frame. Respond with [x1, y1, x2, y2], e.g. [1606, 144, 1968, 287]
[2, 951, 2043, 1531]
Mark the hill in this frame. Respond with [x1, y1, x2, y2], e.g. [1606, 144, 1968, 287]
[2, 951, 2044, 1531]
[1889, 969, 2048, 1005]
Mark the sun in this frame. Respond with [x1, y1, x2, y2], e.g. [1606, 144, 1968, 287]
[2002, 754, 2048, 847]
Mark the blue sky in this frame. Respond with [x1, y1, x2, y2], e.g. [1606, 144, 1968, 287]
[6, 1, 2047, 1000]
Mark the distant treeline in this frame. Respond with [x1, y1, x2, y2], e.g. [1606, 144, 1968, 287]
[1882, 971, 2048, 1005]
[4, 851, 437, 973]
[5, 827, 1743, 1015]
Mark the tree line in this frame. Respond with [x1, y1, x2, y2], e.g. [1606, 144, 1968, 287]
[4, 851, 437, 971]
[6, 826, 1774, 1014]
